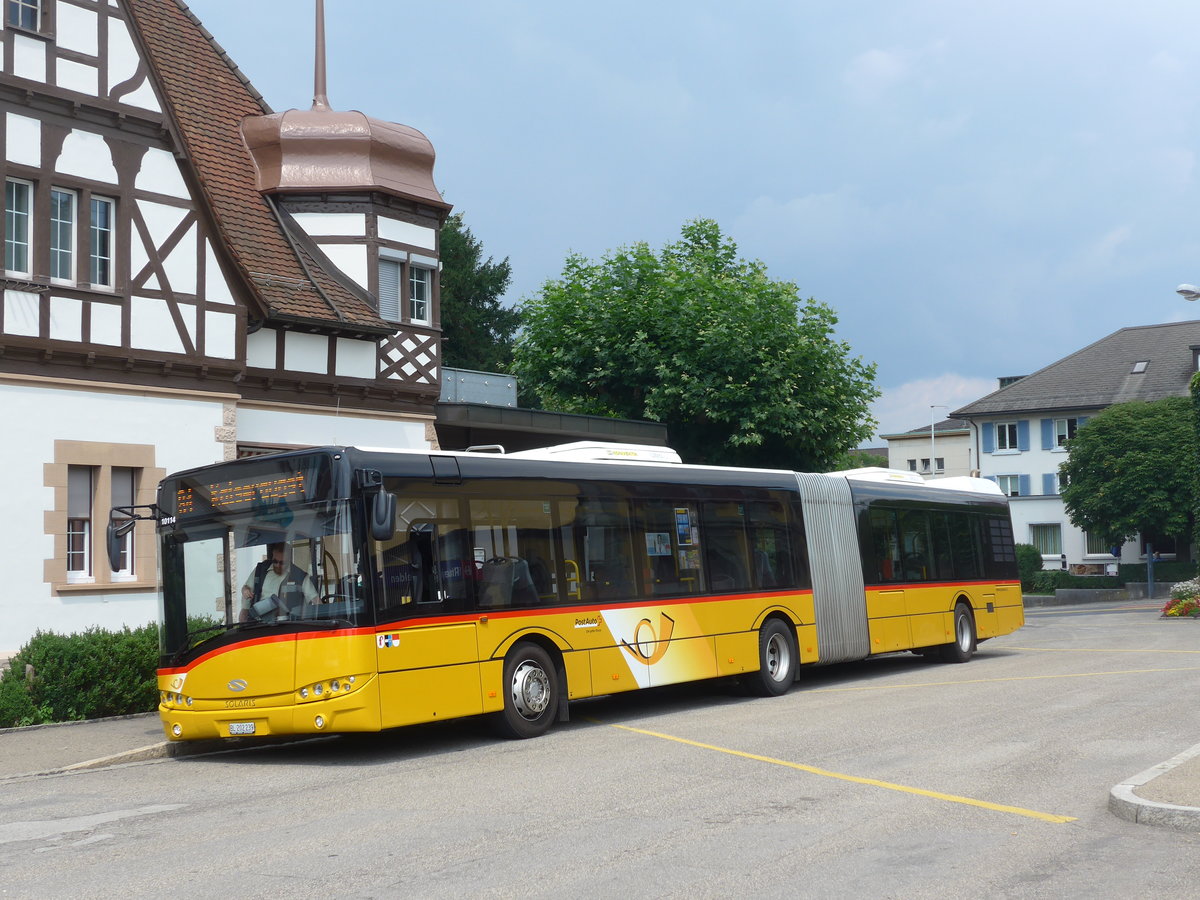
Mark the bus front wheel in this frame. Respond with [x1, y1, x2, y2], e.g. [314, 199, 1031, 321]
[939, 603, 976, 663]
[749, 619, 797, 696]
[494, 642, 559, 739]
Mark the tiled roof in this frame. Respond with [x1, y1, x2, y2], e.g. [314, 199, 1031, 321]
[952, 321, 1200, 417]
[880, 418, 970, 439]
[125, 0, 391, 333]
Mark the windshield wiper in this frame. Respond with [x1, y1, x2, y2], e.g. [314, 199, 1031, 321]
[295, 617, 358, 629]
[170, 622, 233, 663]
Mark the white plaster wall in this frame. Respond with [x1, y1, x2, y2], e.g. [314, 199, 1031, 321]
[0, 382, 228, 648]
[318, 243, 368, 290]
[130, 295, 184, 353]
[292, 213, 366, 237]
[12, 33, 46, 83]
[204, 242, 235, 304]
[91, 302, 122, 345]
[246, 328, 277, 368]
[284, 331, 329, 374]
[6, 113, 40, 166]
[137, 200, 187, 250]
[56, 59, 99, 96]
[136, 147, 189, 199]
[56, 130, 118, 183]
[49, 296, 83, 342]
[335, 337, 377, 379]
[237, 407, 429, 451]
[160, 223, 197, 294]
[2, 290, 40, 336]
[108, 18, 160, 113]
[378, 216, 436, 250]
[204, 310, 236, 359]
[55, 2, 98, 56]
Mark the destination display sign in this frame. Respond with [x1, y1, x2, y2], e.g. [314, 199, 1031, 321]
[166, 454, 331, 520]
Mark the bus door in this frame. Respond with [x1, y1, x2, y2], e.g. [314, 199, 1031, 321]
[865, 507, 914, 652]
[374, 497, 482, 729]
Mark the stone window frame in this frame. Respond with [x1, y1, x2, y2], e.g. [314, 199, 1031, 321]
[45, 440, 163, 593]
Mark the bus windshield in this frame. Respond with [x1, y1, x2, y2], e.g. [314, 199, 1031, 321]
[159, 499, 367, 660]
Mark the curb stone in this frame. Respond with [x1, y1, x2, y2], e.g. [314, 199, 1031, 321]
[1109, 742, 1200, 832]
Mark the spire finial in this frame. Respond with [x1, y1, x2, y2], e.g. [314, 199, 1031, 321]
[313, 0, 330, 110]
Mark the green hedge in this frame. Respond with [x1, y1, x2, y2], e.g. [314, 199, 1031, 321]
[0, 624, 159, 728]
[1025, 560, 1199, 595]
[1117, 561, 1197, 584]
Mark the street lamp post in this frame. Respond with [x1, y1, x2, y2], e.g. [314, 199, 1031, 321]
[930, 404, 949, 477]
[1177, 284, 1200, 301]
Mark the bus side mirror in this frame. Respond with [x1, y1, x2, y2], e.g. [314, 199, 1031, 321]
[370, 491, 396, 542]
[106, 518, 136, 571]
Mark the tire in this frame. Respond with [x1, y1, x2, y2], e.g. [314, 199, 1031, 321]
[749, 619, 797, 696]
[493, 642, 559, 739]
[938, 603, 976, 663]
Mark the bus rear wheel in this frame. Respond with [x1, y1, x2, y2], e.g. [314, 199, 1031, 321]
[493, 642, 559, 739]
[938, 603, 976, 663]
[749, 619, 797, 696]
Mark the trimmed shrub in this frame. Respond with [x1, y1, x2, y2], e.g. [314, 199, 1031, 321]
[0, 623, 159, 728]
[1028, 569, 1124, 594]
[1015, 543, 1044, 592]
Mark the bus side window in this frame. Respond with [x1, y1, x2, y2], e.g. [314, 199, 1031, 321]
[701, 501, 751, 592]
[983, 515, 1018, 578]
[635, 500, 705, 597]
[571, 496, 636, 602]
[868, 508, 902, 582]
[746, 500, 794, 589]
[929, 512, 956, 580]
[376, 496, 468, 614]
[898, 509, 933, 581]
[468, 497, 560, 609]
[948, 513, 982, 580]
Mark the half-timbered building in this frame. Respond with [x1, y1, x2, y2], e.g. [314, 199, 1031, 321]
[1, 0, 451, 646]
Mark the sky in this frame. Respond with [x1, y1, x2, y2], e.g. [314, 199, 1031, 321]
[187, 0, 1200, 443]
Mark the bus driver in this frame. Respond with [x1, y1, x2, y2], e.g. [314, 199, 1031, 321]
[240, 542, 319, 620]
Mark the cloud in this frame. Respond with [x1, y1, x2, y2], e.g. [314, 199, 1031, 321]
[844, 48, 909, 102]
[867, 373, 997, 445]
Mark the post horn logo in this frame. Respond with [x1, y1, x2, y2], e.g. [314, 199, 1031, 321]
[620, 613, 675, 665]
[227, 679, 248, 692]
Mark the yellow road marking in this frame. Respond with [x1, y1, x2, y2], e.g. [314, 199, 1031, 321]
[1027, 609, 1156, 619]
[806, 666, 1200, 693]
[1006, 646, 1200, 655]
[596, 720, 1077, 824]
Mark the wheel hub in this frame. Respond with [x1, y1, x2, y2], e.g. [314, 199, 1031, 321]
[511, 660, 550, 718]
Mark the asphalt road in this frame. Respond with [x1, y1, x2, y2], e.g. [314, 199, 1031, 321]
[2, 601, 1198, 898]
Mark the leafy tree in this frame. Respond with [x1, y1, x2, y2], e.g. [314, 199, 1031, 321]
[830, 448, 889, 472]
[1059, 397, 1197, 552]
[512, 219, 879, 469]
[438, 213, 520, 372]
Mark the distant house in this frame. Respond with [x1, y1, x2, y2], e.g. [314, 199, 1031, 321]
[880, 418, 971, 478]
[952, 321, 1200, 570]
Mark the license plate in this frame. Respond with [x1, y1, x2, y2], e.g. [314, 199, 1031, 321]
[228, 722, 256, 736]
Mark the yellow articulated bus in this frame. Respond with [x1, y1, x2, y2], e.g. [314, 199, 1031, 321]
[115, 442, 1023, 742]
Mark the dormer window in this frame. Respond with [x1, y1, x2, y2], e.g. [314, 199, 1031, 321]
[378, 253, 435, 325]
[409, 265, 431, 325]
